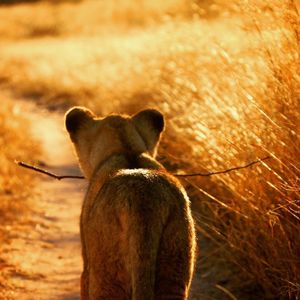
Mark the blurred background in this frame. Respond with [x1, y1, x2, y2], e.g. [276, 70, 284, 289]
[0, 0, 299, 299]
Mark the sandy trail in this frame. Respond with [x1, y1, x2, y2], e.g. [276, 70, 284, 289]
[1, 100, 86, 300]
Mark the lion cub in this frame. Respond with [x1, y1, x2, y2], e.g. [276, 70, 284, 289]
[65, 107, 196, 300]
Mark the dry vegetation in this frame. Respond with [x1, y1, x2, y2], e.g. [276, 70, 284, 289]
[0, 99, 40, 247]
[0, 99, 40, 219]
[0, 99, 40, 294]
[0, 0, 299, 298]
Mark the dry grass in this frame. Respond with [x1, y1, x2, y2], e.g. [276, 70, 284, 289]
[0, 0, 299, 298]
[0, 98, 40, 289]
[0, 98, 40, 232]
[0, 0, 239, 40]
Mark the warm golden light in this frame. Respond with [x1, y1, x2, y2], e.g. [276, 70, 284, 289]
[0, 0, 299, 299]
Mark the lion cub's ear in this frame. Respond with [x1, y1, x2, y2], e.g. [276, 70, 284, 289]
[132, 109, 165, 156]
[65, 106, 95, 136]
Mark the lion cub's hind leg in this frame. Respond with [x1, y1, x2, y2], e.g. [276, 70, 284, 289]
[155, 211, 195, 300]
[88, 266, 130, 300]
[86, 202, 132, 300]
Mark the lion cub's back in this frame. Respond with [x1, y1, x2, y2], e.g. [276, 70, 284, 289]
[89, 168, 190, 248]
[86, 168, 195, 298]
[100, 168, 188, 214]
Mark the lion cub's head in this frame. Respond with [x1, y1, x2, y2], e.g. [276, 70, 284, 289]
[65, 107, 164, 178]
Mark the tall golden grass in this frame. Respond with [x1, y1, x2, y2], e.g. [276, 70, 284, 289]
[0, 98, 40, 237]
[0, 0, 299, 298]
[0, 99, 40, 297]
[0, 97, 40, 290]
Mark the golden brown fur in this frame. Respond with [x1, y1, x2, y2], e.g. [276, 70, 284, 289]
[65, 107, 196, 300]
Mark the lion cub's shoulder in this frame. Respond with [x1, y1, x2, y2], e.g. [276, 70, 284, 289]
[99, 168, 188, 210]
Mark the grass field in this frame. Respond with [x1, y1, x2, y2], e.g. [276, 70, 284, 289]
[0, 97, 40, 267]
[0, 0, 299, 298]
[0, 98, 40, 219]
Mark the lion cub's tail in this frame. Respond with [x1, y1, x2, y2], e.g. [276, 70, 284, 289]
[128, 210, 166, 300]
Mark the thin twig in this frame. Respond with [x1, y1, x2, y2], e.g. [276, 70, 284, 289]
[15, 161, 85, 180]
[15, 156, 271, 180]
[175, 156, 271, 177]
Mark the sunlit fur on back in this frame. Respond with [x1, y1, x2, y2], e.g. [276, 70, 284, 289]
[65, 106, 196, 300]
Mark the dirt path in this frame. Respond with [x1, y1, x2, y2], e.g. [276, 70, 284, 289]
[1, 100, 86, 300]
